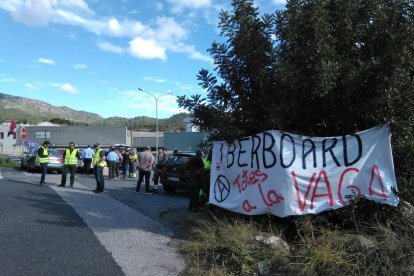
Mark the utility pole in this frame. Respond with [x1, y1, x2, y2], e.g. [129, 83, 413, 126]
[138, 87, 172, 160]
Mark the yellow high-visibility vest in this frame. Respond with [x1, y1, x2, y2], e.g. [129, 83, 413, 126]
[64, 149, 78, 165]
[203, 159, 211, 169]
[36, 146, 49, 164]
[93, 149, 105, 167]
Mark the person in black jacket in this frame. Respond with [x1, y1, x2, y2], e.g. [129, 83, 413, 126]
[187, 150, 204, 212]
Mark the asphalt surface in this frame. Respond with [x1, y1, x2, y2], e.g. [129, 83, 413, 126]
[0, 167, 190, 276]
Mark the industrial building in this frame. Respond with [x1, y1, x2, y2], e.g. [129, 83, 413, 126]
[0, 117, 209, 156]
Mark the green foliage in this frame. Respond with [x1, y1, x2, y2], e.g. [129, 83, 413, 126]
[178, 0, 279, 141]
[275, 0, 414, 178]
[50, 118, 76, 125]
[0, 105, 188, 132]
[0, 108, 46, 124]
[177, 0, 414, 179]
[94, 112, 188, 131]
[0, 157, 19, 168]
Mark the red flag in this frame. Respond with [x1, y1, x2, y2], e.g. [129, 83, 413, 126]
[7, 120, 16, 137]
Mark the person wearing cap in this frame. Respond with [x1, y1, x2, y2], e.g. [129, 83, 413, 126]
[83, 145, 95, 175]
[92, 143, 106, 193]
[37, 140, 51, 186]
[136, 146, 154, 194]
[58, 142, 80, 188]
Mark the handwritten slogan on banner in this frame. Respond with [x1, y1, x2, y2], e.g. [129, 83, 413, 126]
[209, 126, 399, 217]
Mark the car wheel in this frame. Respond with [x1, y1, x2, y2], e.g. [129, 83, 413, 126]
[162, 184, 176, 193]
[26, 161, 35, 172]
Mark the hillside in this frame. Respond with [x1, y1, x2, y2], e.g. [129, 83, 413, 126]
[0, 92, 189, 131]
[95, 113, 189, 131]
[0, 92, 101, 123]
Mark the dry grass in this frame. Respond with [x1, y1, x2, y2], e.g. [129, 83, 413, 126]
[179, 194, 414, 275]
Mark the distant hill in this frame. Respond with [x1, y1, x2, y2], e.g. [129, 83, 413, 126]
[0, 92, 101, 124]
[0, 92, 189, 131]
[95, 113, 189, 131]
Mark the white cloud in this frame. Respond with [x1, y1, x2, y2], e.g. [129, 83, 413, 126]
[128, 37, 166, 60]
[73, 63, 87, 69]
[60, 0, 93, 13]
[38, 58, 55, 65]
[167, 0, 211, 12]
[143, 76, 167, 83]
[0, 0, 211, 63]
[105, 17, 147, 37]
[155, 17, 187, 43]
[6, 0, 92, 26]
[272, 0, 286, 5]
[60, 83, 79, 94]
[98, 42, 124, 54]
[106, 17, 123, 37]
[25, 83, 36, 89]
[0, 78, 16, 82]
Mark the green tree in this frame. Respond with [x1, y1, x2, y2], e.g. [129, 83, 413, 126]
[177, 0, 414, 178]
[178, 0, 279, 141]
[276, 0, 414, 177]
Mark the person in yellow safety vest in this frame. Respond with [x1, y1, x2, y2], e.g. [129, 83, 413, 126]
[200, 151, 212, 202]
[58, 141, 80, 188]
[129, 150, 138, 178]
[92, 142, 106, 193]
[37, 140, 51, 186]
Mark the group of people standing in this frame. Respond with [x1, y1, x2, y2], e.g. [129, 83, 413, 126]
[36, 141, 171, 195]
[36, 141, 211, 212]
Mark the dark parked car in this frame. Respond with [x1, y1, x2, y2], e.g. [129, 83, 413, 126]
[158, 152, 195, 193]
[20, 148, 64, 173]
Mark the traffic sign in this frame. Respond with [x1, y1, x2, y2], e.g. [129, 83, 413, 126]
[21, 127, 26, 140]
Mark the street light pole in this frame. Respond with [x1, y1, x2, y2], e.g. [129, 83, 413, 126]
[138, 87, 172, 160]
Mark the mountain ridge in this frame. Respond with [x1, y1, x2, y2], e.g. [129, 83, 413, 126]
[0, 92, 189, 131]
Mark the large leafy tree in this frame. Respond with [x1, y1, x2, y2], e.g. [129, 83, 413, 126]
[177, 0, 414, 178]
[178, 0, 279, 140]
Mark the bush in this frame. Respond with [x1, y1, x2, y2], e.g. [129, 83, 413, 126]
[0, 156, 19, 168]
[181, 198, 414, 275]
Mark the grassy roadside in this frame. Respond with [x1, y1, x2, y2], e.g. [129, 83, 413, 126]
[179, 188, 414, 275]
[0, 156, 20, 168]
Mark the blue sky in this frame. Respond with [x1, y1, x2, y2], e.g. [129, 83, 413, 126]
[0, 0, 285, 119]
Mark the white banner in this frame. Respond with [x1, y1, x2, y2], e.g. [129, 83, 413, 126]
[209, 126, 399, 217]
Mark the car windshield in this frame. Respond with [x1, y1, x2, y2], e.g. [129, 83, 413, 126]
[168, 154, 192, 166]
[48, 149, 62, 157]
[29, 148, 61, 157]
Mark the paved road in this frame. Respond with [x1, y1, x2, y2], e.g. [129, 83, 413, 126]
[0, 167, 190, 276]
